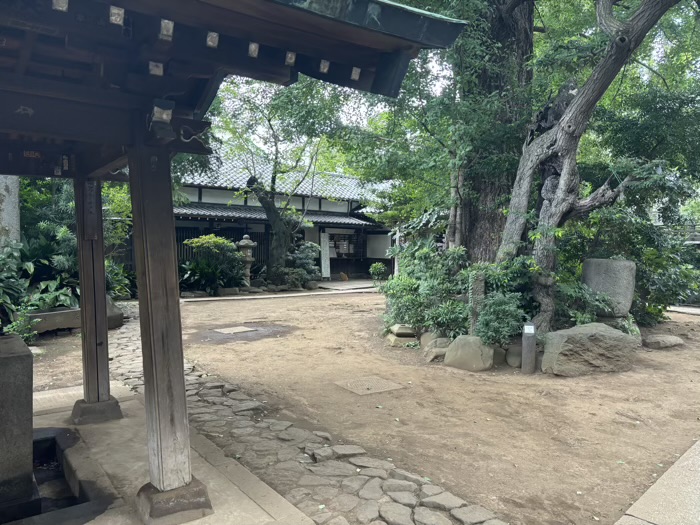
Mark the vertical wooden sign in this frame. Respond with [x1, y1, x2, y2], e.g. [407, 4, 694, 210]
[320, 232, 330, 280]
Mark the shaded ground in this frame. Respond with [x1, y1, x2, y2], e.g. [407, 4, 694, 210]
[181, 295, 700, 525]
[31, 295, 700, 524]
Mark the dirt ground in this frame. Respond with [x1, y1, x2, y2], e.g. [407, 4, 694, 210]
[181, 294, 700, 525]
[31, 293, 700, 524]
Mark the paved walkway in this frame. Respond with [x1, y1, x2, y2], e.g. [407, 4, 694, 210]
[108, 318, 507, 525]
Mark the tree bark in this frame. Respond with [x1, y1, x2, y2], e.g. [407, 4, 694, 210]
[0, 175, 20, 246]
[255, 190, 291, 280]
[496, 0, 682, 331]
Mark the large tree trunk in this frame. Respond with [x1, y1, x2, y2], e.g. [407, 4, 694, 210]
[497, 0, 682, 331]
[256, 191, 292, 280]
[0, 175, 20, 246]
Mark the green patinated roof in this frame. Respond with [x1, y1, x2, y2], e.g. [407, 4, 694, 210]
[375, 0, 466, 24]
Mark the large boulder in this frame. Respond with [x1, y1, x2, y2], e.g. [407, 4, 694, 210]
[582, 258, 636, 317]
[444, 336, 499, 372]
[542, 323, 639, 377]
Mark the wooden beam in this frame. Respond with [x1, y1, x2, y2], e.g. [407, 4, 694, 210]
[73, 176, 111, 404]
[0, 90, 132, 144]
[370, 50, 412, 98]
[128, 141, 192, 491]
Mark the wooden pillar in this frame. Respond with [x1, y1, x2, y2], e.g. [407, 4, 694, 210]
[74, 178, 110, 403]
[128, 146, 192, 492]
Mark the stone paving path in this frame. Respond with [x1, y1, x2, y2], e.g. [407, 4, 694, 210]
[109, 318, 508, 525]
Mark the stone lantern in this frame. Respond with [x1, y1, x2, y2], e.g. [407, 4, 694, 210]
[237, 235, 257, 287]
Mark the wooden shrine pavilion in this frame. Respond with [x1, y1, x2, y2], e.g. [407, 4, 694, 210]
[0, 1, 464, 523]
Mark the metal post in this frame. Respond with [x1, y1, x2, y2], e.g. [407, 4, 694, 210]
[521, 322, 537, 374]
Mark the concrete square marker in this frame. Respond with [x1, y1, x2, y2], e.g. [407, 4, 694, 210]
[214, 326, 257, 335]
[335, 376, 405, 396]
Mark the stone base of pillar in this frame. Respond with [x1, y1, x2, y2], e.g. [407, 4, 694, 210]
[0, 479, 41, 523]
[136, 477, 213, 525]
[71, 396, 123, 425]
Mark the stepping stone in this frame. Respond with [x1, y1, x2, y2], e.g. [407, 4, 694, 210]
[342, 476, 369, 494]
[387, 492, 418, 507]
[299, 475, 338, 487]
[350, 457, 395, 470]
[414, 507, 452, 525]
[422, 492, 466, 511]
[379, 501, 414, 525]
[308, 460, 359, 477]
[314, 447, 335, 462]
[269, 420, 294, 431]
[356, 500, 380, 524]
[383, 480, 418, 493]
[359, 478, 384, 500]
[327, 517, 351, 525]
[312, 513, 333, 524]
[390, 469, 425, 484]
[451, 506, 497, 525]
[312, 486, 339, 501]
[314, 431, 332, 441]
[333, 445, 367, 458]
[328, 493, 360, 512]
[285, 488, 311, 505]
[361, 468, 389, 479]
[420, 485, 444, 498]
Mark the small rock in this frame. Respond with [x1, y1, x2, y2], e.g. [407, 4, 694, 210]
[350, 457, 395, 470]
[278, 427, 314, 443]
[312, 513, 333, 525]
[203, 382, 225, 389]
[420, 485, 444, 498]
[359, 478, 384, 500]
[379, 501, 414, 525]
[451, 505, 497, 525]
[342, 476, 370, 494]
[269, 420, 294, 431]
[643, 335, 684, 349]
[506, 345, 522, 368]
[356, 500, 380, 524]
[383, 480, 418, 493]
[444, 336, 497, 372]
[421, 492, 466, 511]
[414, 507, 452, 525]
[314, 431, 333, 441]
[333, 445, 367, 458]
[387, 492, 418, 507]
[390, 324, 415, 337]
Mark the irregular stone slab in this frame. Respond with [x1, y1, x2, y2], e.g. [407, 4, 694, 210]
[379, 501, 414, 525]
[298, 499, 329, 516]
[314, 447, 335, 462]
[285, 487, 312, 505]
[643, 335, 684, 349]
[390, 324, 416, 337]
[278, 427, 315, 443]
[312, 487, 340, 501]
[582, 258, 636, 316]
[333, 445, 367, 458]
[383, 480, 418, 493]
[444, 336, 497, 372]
[308, 460, 359, 477]
[312, 512, 333, 524]
[361, 468, 389, 479]
[305, 443, 327, 456]
[390, 469, 424, 484]
[230, 400, 265, 413]
[299, 475, 338, 487]
[421, 492, 466, 511]
[451, 505, 497, 525]
[203, 381, 225, 389]
[369, 522, 388, 525]
[342, 476, 370, 494]
[414, 507, 453, 525]
[327, 517, 351, 525]
[269, 420, 294, 431]
[359, 478, 384, 500]
[314, 431, 332, 441]
[356, 500, 380, 524]
[420, 485, 444, 498]
[350, 457, 395, 470]
[328, 493, 360, 512]
[387, 492, 418, 507]
[542, 323, 639, 376]
[228, 391, 252, 401]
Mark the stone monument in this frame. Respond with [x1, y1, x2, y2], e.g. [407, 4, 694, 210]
[0, 335, 40, 522]
[582, 258, 636, 317]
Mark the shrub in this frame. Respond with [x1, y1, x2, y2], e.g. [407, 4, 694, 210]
[554, 282, 613, 329]
[370, 262, 389, 283]
[181, 235, 244, 294]
[106, 259, 132, 300]
[475, 292, 526, 347]
[286, 241, 321, 285]
[0, 242, 29, 329]
[4, 308, 40, 344]
[425, 300, 469, 339]
[380, 275, 428, 331]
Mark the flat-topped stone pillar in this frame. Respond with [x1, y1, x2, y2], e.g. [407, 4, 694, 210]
[0, 335, 41, 521]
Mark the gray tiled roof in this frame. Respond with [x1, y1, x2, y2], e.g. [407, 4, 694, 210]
[173, 203, 373, 226]
[180, 156, 386, 202]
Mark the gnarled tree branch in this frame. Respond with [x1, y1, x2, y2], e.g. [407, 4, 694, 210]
[596, 0, 627, 38]
[561, 175, 634, 223]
